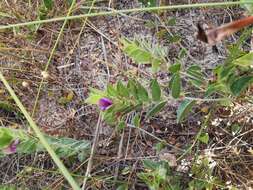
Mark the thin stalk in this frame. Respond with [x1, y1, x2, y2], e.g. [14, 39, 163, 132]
[176, 111, 212, 161]
[127, 124, 184, 152]
[0, 2, 253, 30]
[0, 72, 80, 190]
[31, 0, 76, 116]
[82, 113, 102, 189]
[64, 0, 96, 67]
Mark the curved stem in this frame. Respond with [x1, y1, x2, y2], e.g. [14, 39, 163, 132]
[0, 1, 252, 30]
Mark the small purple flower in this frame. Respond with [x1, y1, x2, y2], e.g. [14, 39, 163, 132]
[98, 98, 113, 111]
[3, 139, 19, 154]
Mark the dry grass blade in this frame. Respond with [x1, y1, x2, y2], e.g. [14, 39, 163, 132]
[82, 113, 102, 189]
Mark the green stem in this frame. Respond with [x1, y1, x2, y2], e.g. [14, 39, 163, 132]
[0, 72, 80, 190]
[0, 1, 252, 30]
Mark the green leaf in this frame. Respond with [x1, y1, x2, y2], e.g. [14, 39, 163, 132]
[130, 49, 152, 63]
[121, 38, 152, 64]
[241, 0, 253, 14]
[46, 136, 90, 158]
[233, 52, 253, 67]
[198, 133, 209, 144]
[168, 34, 181, 43]
[151, 79, 161, 101]
[127, 79, 138, 98]
[0, 127, 90, 158]
[103, 108, 117, 124]
[0, 101, 22, 117]
[117, 81, 129, 97]
[38, 6, 48, 20]
[117, 121, 126, 132]
[187, 65, 205, 87]
[143, 159, 160, 170]
[121, 38, 166, 71]
[146, 101, 166, 118]
[157, 167, 167, 181]
[178, 48, 187, 59]
[155, 141, 166, 152]
[0, 185, 17, 190]
[177, 99, 196, 123]
[0, 11, 13, 18]
[107, 84, 117, 97]
[169, 63, 181, 73]
[220, 65, 235, 80]
[44, 0, 53, 10]
[166, 17, 176, 26]
[0, 128, 13, 149]
[151, 58, 161, 72]
[205, 83, 226, 97]
[230, 75, 253, 96]
[18, 138, 40, 154]
[85, 93, 103, 104]
[86, 88, 105, 104]
[171, 73, 181, 99]
[116, 184, 128, 190]
[231, 124, 242, 136]
[89, 88, 105, 95]
[133, 113, 141, 127]
[136, 82, 149, 102]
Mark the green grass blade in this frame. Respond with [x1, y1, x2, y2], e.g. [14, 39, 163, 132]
[0, 72, 80, 190]
[32, 0, 77, 116]
[0, 1, 252, 30]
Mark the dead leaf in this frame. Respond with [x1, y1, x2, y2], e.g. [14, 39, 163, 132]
[159, 151, 177, 167]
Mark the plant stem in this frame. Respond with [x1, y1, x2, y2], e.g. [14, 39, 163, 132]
[176, 111, 212, 161]
[82, 113, 102, 189]
[0, 72, 80, 190]
[31, 0, 76, 116]
[0, 1, 252, 30]
[127, 124, 184, 152]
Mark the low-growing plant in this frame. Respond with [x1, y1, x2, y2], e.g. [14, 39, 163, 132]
[138, 157, 226, 190]
[87, 29, 253, 127]
[188, 156, 223, 190]
[86, 19, 253, 189]
[0, 127, 90, 161]
[138, 160, 182, 190]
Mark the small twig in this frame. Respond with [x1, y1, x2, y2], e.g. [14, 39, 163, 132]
[124, 126, 132, 159]
[100, 36, 111, 83]
[113, 130, 125, 186]
[250, 29, 253, 52]
[1, 2, 252, 31]
[63, 0, 96, 67]
[31, 0, 77, 117]
[50, 158, 89, 189]
[176, 111, 212, 161]
[82, 113, 102, 189]
[87, 21, 118, 46]
[184, 96, 231, 102]
[127, 124, 184, 152]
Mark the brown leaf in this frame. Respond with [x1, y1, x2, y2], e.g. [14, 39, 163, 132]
[159, 151, 177, 167]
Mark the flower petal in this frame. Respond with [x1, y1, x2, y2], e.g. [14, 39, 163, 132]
[3, 139, 19, 154]
[98, 98, 113, 111]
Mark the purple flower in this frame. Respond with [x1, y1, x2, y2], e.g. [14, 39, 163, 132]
[3, 139, 19, 154]
[98, 98, 113, 111]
